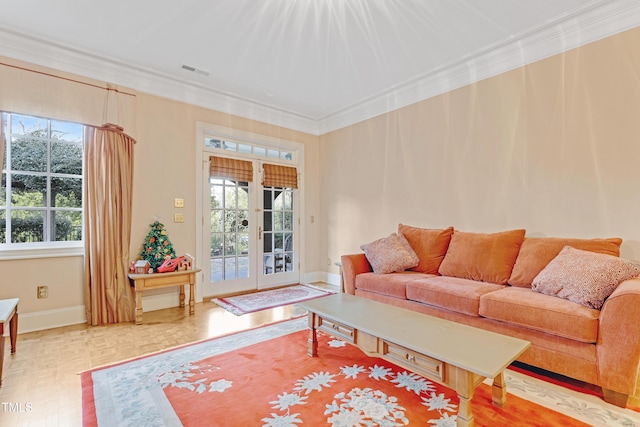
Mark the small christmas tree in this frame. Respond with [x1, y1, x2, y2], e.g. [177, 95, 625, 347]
[140, 221, 177, 270]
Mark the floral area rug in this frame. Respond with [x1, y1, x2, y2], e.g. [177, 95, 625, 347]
[211, 284, 335, 315]
[82, 317, 640, 426]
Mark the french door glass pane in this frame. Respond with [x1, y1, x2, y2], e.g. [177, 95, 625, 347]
[225, 257, 236, 280]
[238, 256, 249, 278]
[210, 178, 250, 281]
[263, 187, 294, 275]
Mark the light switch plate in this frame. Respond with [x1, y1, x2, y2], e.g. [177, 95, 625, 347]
[174, 213, 184, 223]
[174, 198, 184, 208]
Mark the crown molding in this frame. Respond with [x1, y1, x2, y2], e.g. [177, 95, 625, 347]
[0, 27, 320, 136]
[317, 0, 640, 134]
[0, 0, 638, 137]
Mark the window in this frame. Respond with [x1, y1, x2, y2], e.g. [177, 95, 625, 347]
[1, 112, 83, 247]
[204, 137, 294, 161]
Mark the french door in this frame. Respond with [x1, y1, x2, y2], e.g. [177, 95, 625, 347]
[203, 160, 299, 297]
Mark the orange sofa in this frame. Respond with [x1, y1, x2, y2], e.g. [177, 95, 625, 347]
[341, 225, 640, 406]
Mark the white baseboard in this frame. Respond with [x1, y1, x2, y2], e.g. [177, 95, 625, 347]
[14, 274, 337, 334]
[17, 305, 86, 334]
[302, 271, 341, 287]
[14, 293, 185, 334]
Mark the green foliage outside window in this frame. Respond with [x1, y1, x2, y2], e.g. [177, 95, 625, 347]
[0, 112, 83, 244]
[209, 180, 249, 257]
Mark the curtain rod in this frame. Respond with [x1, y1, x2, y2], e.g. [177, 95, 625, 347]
[0, 61, 136, 97]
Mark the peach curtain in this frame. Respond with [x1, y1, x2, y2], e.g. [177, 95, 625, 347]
[84, 123, 136, 325]
[262, 163, 298, 188]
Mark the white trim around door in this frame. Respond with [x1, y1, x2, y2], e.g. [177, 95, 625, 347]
[195, 122, 306, 300]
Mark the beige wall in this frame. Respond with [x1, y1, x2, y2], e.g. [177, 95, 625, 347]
[320, 26, 640, 275]
[0, 56, 321, 319]
[2, 24, 640, 324]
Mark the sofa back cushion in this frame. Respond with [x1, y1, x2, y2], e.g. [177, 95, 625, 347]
[438, 229, 526, 285]
[508, 237, 622, 287]
[398, 224, 454, 274]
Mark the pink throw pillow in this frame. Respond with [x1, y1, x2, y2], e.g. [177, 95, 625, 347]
[508, 237, 622, 287]
[361, 233, 419, 274]
[532, 246, 640, 309]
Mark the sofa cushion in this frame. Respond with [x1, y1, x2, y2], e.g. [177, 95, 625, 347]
[360, 233, 419, 274]
[479, 287, 600, 343]
[508, 236, 622, 287]
[406, 276, 505, 317]
[532, 246, 640, 310]
[355, 271, 433, 299]
[437, 229, 526, 285]
[397, 224, 454, 274]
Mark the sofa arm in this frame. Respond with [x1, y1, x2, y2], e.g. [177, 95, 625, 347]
[341, 254, 372, 295]
[597, 277, 640, 398]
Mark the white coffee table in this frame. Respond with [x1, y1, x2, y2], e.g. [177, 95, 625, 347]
[298, 293, 530, 427]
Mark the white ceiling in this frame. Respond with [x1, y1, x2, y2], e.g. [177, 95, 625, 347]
[0, 0, 639, 135]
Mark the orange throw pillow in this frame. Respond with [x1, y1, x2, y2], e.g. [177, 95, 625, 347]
[397, 224, 454, 274]
[438, 229, 526, 285]
[508, 237, 622, 287]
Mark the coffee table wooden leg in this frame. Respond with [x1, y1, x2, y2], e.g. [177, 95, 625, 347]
[9, 310, 17, 354]
[492, 371, 507, 407]
[307, 313, 318, 357]
[454, 370, 475, 427]
[135, 291, 143, 325]
[179, 284, 185, 308]
[189, 283, 195, 315]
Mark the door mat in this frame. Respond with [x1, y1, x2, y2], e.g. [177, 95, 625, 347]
[212, 284, 335, 315]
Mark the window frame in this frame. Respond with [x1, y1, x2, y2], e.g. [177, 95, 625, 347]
[0, 111, 84, 260]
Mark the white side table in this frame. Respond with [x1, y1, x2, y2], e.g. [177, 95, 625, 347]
[0, 298, 19, 386]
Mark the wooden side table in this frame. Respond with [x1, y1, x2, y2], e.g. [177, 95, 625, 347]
[0, 298, 19, 387]
[128, 269, 200, 325]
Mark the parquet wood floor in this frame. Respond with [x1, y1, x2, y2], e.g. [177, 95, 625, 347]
[1, 282, 638, 426]
[0, 284, 334, 426]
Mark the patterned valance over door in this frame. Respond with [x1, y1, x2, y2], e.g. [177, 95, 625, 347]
[262, 163, 298, 189]
[210, 156, 253, 182]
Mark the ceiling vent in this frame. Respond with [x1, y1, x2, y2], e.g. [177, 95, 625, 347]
[180, 64, 210, 76]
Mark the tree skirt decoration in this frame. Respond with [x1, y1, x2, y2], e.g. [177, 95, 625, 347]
[140, 220, 177, 270]
[82, 317, 640, 426]
[212, 284, 335, 315]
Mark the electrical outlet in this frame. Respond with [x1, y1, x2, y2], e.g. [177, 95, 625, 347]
[174, 213, 184, 223]
[37, 285, 48, 299]
[327, 258, 331, 266]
